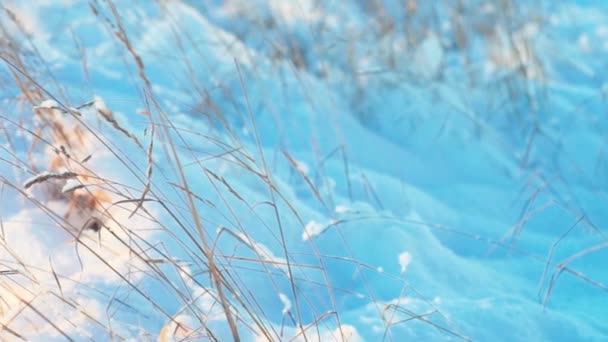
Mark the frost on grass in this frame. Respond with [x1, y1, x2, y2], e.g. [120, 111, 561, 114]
[93, 96, 141, 147]
[314, 203, 383, 243]
[302, 219, 340, 241]
[23, 171, 78, 189]
[302, 220, 327, 241]
[294, 159, 309, 175]
[33, 99, 59, 110]
[61, 178, 85, 193]
[33, 99, 83, 116]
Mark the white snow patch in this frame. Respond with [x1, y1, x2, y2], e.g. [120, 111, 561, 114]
[0, 206, 152, 339]
[398, 251, 412, 274]
[34, 99, 59, 109]
[93, 96, 108, 112]
[302, 219, 340, 241]
[294, 159, 309, 175]
[268, 0, 323, 26]
[61, 178, 84, 193]
[279, 293, 292, 315]
[413, 32, 443, 80]
[303, 220, 326, 241]
[335, 205, 350, 214]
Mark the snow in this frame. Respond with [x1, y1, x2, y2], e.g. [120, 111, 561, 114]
[398, 251, 412, 274]
[61, 178, 84, 193]
[302, 220, 326, 241]
[1, 0, 608, 341]
[34, 99, 59, 109]
[93, 96, 108, 113]
[278, 293, 291, 316]
[294, 159, 309, 175]
[412, 32, 443, 81]
[23, 171, 77, 189]
[216, 226, 290, 276]
[335, 205, 350, 214]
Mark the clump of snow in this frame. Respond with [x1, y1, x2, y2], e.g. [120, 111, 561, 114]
[398, 251, 412, 274]
[278, 293, 291, 316]
[294, 159, 309, 175]
[93, 96, 108, 112]
[33, 99, 59, 110]
[302, 220, 327, 241]
[61, 178, 84, 193]
[302, 218, 342, 241]
[335, 205, 350, 214]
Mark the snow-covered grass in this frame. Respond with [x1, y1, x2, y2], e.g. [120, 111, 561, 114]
[1, 0, 607, 341]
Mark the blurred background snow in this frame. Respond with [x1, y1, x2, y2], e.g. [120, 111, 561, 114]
[1, 0, 607, 341]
